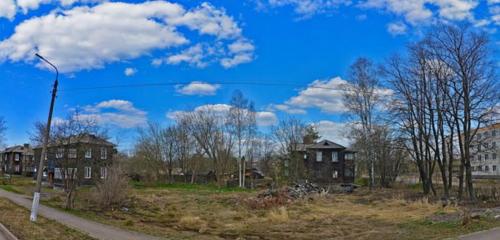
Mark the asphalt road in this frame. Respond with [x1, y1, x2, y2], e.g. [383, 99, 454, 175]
[0, 188, 161, 240]
[459, 227, 500, 240]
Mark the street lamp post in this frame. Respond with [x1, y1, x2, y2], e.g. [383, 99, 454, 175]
[30, 53, 59, 222]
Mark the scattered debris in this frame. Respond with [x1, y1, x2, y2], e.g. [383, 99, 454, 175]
[258, 182, 325, 200]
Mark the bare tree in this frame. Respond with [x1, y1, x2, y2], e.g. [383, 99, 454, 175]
[0, 117, 6, 177]
[228, 90, 257, 188]
[131, 122, 167, 183]
[272, 117, 306, 182]
[181, 108, 234, 186]
[342, 57, 384, 189]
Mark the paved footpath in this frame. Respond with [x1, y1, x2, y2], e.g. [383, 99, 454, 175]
[459, 227, 500, 240]
[0, 188, 161, 240]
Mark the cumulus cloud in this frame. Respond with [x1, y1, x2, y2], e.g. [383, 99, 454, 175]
[312, 120, 352, 146]
[259, 0, 488, 28]
[387, 22, 407, 35]
[80, 99, 147, 128]
[0, 0, 16, 20]
[167, 104, 278, 126]
[0, 1, 254, 72]
[273, 77, 393, 114]
[124, 68, 137, 77]
[360, 0, 478, 24]
[176, 81, 221, 96]
[262, 0, 351, 17]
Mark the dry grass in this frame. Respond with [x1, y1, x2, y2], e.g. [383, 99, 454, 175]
[0, 198, 94, 240]
[267, 206, 289, 223]
[6, 176, 500, 240]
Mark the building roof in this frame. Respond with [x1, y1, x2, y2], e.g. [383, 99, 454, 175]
[297, 140, 349, 151]
[33, 134, 115, 149]
[1, 144, 33, 155]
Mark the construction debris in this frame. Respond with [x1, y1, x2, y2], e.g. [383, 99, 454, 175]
[258, 182, 326, 200]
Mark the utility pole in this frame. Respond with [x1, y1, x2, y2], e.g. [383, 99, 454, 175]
[30, 53, 58, 222]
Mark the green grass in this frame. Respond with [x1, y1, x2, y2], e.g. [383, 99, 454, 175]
[399, 218, 500, 240]
[131, 181, 254, 193]
[0, 185, 24, 194]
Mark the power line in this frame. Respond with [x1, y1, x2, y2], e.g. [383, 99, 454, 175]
[58, 80, 356, 92]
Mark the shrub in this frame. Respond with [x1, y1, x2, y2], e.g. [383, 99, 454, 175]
[92, 166, 130, 209]
[267, 207, 289, 223]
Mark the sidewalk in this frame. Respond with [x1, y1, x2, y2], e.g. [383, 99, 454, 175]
[0, 189, 161, 240]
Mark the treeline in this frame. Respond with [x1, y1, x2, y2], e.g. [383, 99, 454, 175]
[348, 24, 498, 201]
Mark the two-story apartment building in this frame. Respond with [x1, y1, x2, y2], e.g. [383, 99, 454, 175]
[470, 123, 500, 179]
[1, 144, 34, 176]
[33, 134, 116, 186]
[295, 140, 356, 184]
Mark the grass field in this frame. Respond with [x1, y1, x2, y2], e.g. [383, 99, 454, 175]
[0, 198, 95, 240]
[2, 175, 500, 240]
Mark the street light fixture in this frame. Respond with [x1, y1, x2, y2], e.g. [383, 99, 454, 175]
[30, 53, 59, 222]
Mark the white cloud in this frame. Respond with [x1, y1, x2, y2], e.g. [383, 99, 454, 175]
[387, 22, 407, 35]
[0, 1, 254, 72]
[124, 68, 137, 77]
[81, 99, 147, 128]
[268, 104, 307, 114]
[283, 77, 348, 114]
[0, 0, 16, 20]
[264, 0, 351, 17]
[360, 0, 478, 24]
[176, 81, 221, 96]
[274, 76, 393, 114]
[312, 120, 352, 147]
[167, 104, 278, 126]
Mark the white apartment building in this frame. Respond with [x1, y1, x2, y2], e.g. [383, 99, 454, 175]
[471, 123, 500, 178]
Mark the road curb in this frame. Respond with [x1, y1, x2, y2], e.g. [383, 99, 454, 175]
[0, 223, 18, 240]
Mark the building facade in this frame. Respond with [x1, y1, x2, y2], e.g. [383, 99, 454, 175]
[295, 140, 356, 184]
[471, 123, 500, 179]
[1, 144, 34, 176]
[33, 134, 116, 186]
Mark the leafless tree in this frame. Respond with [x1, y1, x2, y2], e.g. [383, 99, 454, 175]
[425, 24, 498, 200]
[0, 117, 6, 176]
[272, 117, 307, 182]
[47, 112, 106, 209]
[228, 90, 257, 188]
[385, 24, 498, 201]
[342, 57, 384, 189]
[131, 122, 167, 183]
[181, 108, 234, 186]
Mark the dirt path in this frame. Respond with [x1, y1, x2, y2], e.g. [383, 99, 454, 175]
[0, 189, 161, 240]
[459, 227, 500, 240]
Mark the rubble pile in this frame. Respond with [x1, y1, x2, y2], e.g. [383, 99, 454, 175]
[258, 182, 326, 200]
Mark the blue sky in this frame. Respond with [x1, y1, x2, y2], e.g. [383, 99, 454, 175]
[0, 0, 499, 150]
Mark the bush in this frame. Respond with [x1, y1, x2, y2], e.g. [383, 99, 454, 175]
[93, 166, 130, 209]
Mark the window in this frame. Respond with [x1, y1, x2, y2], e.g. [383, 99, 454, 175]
[478, 145, 481, 152]
[84, 167, 92, 179]
[345, 153, 354, 160]
[493, 153, 497, 160]
[332, 152, 338, 162]
[478, 155, 482, 161]
[332, 170, 338, 179]
[56, 148, 64, 159]
[100, 167, 107, 179]
[316, 151, 322, 162]
[54, 168, 63, 179]
[69, 149, 77, 159]
[479, 165, 483, 171]
[493, 130, 497, 137]
[493, 165, 497, 171]
[485, 154, 489, 160]
[485, 165, 490, 171]
[100, 148, 107, 160]
[493, 142, 497, 149]
[85, 149, 92, 159]
[345, 167, 354, 177]
[15, 154, 19, 161]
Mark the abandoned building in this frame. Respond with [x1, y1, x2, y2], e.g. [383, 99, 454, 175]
[0, 144, 35, 176]
[33, 134, 116, 186]
[294, 140, 356, 184]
